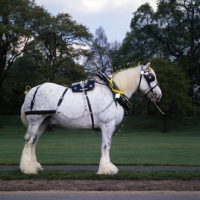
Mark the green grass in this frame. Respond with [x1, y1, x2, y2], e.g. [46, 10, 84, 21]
[0, 115, 200, 180]
[1, 170, 200, 180]
[0, 115, 200, 167]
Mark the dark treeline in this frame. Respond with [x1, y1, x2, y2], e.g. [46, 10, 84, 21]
[0, 0, 199, 118]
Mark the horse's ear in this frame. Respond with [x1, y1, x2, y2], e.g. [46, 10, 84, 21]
[143, 62, 151, 70]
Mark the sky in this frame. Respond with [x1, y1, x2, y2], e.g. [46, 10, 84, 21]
[34, 0, 157, 42]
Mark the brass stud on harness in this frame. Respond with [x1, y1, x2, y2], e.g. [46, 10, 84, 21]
[24, 86, 31, 96]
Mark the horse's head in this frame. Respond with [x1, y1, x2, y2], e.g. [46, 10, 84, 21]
[138, 62, 162, 102]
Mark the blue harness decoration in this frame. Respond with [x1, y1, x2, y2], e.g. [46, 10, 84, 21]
[71, 80, 95, 92]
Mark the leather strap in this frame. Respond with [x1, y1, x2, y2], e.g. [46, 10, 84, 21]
[25, 110, 56, 115]
[25, 87, 68, 116]
[30, 84, 42, 110]
[57, 88, 68, 107]
[84, 90, 95, 129]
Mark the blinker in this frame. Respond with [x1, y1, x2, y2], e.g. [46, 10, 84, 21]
[144, 73, 155, 82]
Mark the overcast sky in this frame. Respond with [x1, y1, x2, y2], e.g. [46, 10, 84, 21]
[35, 0, 157, 42]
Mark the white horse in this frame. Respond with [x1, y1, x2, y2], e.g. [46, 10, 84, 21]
[20, 62, 162, 174]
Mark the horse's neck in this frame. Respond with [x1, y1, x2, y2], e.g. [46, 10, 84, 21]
[112, 67, 140, 98]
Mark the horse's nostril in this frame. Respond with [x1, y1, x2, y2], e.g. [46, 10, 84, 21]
[151, 92, 157, 99]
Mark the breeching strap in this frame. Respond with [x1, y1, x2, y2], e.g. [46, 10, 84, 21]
[25, 86, 68, 116]
[30, 84, 42, 110]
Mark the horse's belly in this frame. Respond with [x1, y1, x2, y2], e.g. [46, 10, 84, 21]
[52, 113, 97, 129]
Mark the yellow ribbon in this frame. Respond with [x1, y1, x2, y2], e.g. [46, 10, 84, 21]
[109, 78, 125, 95]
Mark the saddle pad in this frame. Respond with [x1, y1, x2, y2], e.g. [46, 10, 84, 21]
[71, 80, 95, 92]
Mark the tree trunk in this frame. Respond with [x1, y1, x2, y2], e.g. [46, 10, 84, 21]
[162, 115, 168, 133]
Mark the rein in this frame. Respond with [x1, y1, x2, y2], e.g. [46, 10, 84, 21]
[154, 102, 195, 126]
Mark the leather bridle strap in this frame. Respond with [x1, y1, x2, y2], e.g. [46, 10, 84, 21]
[138, 68, 158, 97]
[145, 83, 158, 97]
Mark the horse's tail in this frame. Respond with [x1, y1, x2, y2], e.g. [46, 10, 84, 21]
[21, 105, 28, 127]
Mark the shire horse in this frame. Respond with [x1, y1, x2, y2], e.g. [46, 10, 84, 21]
[20, 62, 162, 174]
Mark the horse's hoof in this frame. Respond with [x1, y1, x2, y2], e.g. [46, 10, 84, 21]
[96, 162, 118, 175]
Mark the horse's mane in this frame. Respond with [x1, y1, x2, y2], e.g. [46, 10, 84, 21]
[112, 66, 140, 96]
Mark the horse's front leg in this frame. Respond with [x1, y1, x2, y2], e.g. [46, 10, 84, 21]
[96, 122, 118, 175]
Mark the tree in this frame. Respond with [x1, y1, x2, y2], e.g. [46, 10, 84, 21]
[0, 0, 93, 114]
[112, 3, 165, 68]
[0, 0, 50, 90]
[149, 58, 195, 132]
[0, 0, 52, 115]
[84, 26, 120, 76]
[152, 0, 200, 83]
[1, 54, 39, 114]
[25, 12, 92, 85]
[114, 0, 200, 84]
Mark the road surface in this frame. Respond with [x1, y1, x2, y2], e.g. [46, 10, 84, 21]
[1, 191, 200, 200]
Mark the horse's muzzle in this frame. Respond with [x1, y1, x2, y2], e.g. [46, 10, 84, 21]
[150, 92, 162, 102]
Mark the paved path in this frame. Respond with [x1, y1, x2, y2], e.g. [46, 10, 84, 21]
[1, 191, 200, 200]
[1, 165, 200, 171]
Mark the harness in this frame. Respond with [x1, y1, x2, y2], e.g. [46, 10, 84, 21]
[24, 66, 159, 133]
[73, 80, 98, 130]
[25, 86, 68, 116]
[24, 81, 103, 132]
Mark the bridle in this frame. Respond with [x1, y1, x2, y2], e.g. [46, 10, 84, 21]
[138, 66, 159, 98]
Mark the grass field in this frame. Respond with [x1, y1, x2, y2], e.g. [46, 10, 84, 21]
[0, 115, 199, 167]
[0, 115, 200, 180]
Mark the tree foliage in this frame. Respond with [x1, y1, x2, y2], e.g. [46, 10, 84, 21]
[0, 0, 92, 114]
[25, 12, 92, 85]
[2, 54, 39, 114]
[114, 0, 200, 84]
[150, 58, 195, 116]
[0, 0, 49, 89]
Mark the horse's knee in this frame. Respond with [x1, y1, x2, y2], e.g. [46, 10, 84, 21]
[102, 138, 111, 149]
[24, 134, 37, 145]
[24, 133, 31, 144]
[32, 135, 38, 144]
[102, 144, 110, 151]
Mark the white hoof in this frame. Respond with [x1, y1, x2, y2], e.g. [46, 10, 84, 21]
[35, 161, 43, 171]
[20, 161, 38, 174]
[96, 162, 118, 175]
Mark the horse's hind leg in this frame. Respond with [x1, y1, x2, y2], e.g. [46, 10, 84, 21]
[20, 119, 45, 174]
[96, 121, 118, 175]
[31, 122, 46, 172]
